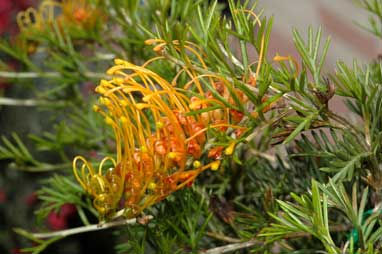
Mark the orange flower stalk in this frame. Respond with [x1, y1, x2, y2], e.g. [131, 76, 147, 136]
[273, 54, 299, 78]
[73, 59, 222, 218]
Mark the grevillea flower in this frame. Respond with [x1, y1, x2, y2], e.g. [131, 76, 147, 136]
[59, 0, 104, 31]
[145, 38, 278, 154]
[16, 0, 60, 33]
[16, 0, 104, 52]
[145, 39, 251, 132]
[15, 0, 60, 53]
[73, 26, 272, 218]
[73, 59, 222, 218]
[17, 0, 102, 32]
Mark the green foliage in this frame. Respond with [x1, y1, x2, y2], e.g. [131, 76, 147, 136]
[332, 59, 382, 189]
[295, 130, 369, 182]
[35, 175, 97, 225]
[115, 189, 212, 253]
[271, 27, 334, 144]
[293, 27, 331, 86]
[0, 132, 39, 166]
[29, 105, 107, 154]
[354, 0, 382, 38]
[13, 228, 63, 254]
[262, 179, 382, 253]
[261, 180, 338, 254]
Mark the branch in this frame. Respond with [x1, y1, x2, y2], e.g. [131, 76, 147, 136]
[328, 111, 363, 136]
[199, 239, 263, 254]
[0, 97, 67, 107]
[201, 224, 351, 254]
[0, 71, 108, 79]
[30, 215, 153, 239]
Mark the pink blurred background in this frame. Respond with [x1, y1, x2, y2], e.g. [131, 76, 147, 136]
[258, 0, 381, 71]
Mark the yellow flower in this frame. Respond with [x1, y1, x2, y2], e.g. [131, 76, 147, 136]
[73, 59, 221, 218]
[16, 0, 62, 54]
[16, 0, 103, 39]
[16, 0, 61, 33]
[60, 0, 104, 30]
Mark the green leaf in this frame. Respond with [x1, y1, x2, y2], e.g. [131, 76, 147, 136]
[283, 112, 316, 144]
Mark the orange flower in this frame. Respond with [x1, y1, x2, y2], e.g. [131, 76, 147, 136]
[15, 0, 104, 54]
[15, 0, 62, 54]
[60, 0, 104, 30]
[16, 0, 61, 33]
[16, 0, 103, 38]
[73, 59, 222, 218]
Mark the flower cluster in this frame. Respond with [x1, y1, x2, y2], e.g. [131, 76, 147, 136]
[16, 0, 58, 33]
[60, 0, 102, 30]
[15, 0, 103, 52]
[73, 58, 231, 218]
[71, 31, 278, 218]
[17, 0, 101, 32]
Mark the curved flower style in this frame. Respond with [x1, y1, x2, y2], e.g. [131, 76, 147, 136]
[145, 39, 253, 133]
[73, 59, 222, 218]
[15, 0, 61, 53]
[16, 0, 61, 33]
[16, 0, 103, 40]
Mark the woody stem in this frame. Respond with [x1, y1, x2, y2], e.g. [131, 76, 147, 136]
[31, 215, 153, 239]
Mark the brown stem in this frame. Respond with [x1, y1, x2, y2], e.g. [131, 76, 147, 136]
[198, 239, 263, 254]
[30, 215, 153, 239]
[201, 224, 351, 254]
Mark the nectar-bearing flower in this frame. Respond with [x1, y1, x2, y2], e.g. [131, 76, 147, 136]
[73, 59, 223, 218]
[16, 0, 61, 54]
[16, 0, 104, 53]
[17, 0, 102, 32]
[59, 0, 104, 31]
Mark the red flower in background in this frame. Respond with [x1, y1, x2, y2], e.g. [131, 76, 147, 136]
[0, 1, 12, 35]
[25, 192, 38, 206]
[0, 189, 6, 204]
[10, 248, 22, 254]
[47, 212, 68, 230]
[47, 204, 77, 230]
[60, 203, 77, 217]
[0, 0, 35, 90]
[14, 0, 35, 10]
[0, 0, 35, 36]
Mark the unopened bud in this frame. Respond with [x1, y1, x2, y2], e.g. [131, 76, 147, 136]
[147, 182, 157, 190]
[105, 117, 114, 125]
[224, 142, 236, 156]
[210, 161, 221, 171]
[114, 58, 127, 65]
[120, 117, 128, 123]
[193, 160, 201, 168]
[93, 105, 100, 112]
